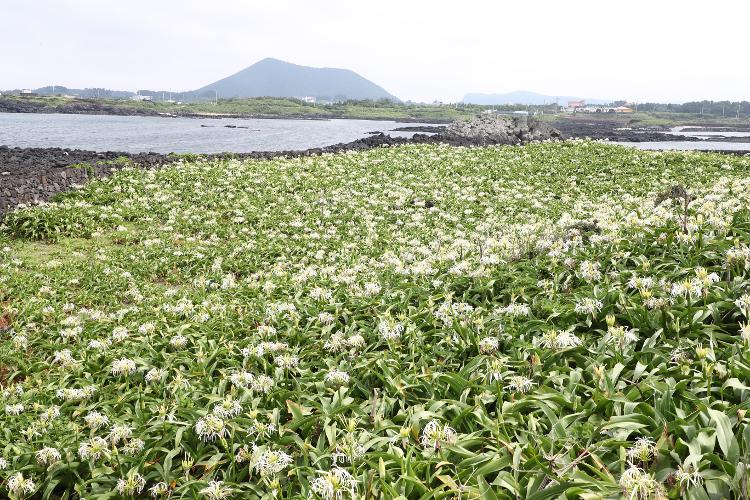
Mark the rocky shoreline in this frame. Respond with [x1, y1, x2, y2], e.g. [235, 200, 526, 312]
[549, 120, 693, 142]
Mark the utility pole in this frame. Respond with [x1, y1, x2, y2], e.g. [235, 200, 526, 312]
[214, 90, 218, 106]
[739, 102, 743, 119]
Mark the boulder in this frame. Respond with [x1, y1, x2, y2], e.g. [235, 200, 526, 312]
[438, 115, 561, 146]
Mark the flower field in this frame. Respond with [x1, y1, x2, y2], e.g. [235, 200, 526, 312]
[2, 141, 750, 498]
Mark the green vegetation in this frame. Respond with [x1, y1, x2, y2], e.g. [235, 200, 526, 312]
[67, 162, 95, 176]
[2, 142, 750, 498]
[141, 97, 490, 122]
[4, 95, 750, 126]
[632, 101, 750, 119]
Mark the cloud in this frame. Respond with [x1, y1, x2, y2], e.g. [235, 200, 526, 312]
[1, 0, 747, 102]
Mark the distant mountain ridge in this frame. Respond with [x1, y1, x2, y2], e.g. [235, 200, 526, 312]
[6, 58, 398, 103]
[463, 91, 611, 106]
[195, 58, 398, 101]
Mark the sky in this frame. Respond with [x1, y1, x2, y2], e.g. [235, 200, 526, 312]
[3, 0, 748, 103]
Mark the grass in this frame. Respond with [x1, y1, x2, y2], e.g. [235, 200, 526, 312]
[2, 142, 750, 498]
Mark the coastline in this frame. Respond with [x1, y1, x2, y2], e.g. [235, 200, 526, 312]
[0, 97, 456, 123]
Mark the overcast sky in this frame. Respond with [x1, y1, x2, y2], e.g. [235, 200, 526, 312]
[3, 0, 747, 103]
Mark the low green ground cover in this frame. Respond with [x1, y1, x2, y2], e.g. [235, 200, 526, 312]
[2, 142, 750, 498]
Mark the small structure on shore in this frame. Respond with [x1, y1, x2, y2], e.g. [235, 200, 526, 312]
[130, 92, 153, 102]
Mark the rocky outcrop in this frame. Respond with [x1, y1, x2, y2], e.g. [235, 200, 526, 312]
[0, 147, 165, 216]
[438, 115, 562, 146]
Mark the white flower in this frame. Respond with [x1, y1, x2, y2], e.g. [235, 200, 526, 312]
[111, 357, 137, 376]
[59, 326, 83, 341]
[346, 334, 366, 350]
[607, 325, 639, 349]
[310, 287, 333, 302]
[56, 385, 97, 401]
[670, 347, 689, 364]
[53, 349, 78, 368]
[87, 339, 110, 351]
[736, 294, 750, 316]
[506, 375, 534, 393]
[229, 370, 254, 388]
[251, 374, 274, 394]
[0, 457, 7, 469]
[138, 322, 156, 335]
[145, 367, 166, 383]
[254, 449, 293, 476]
[579, 260, 602, 282]
[212, 397, 242, 418]
[675, 463, 703, 488]
[199, 480, 234, 500]
[257, 324, 277, 337]
[36, 447, 61, 465]
[84, 411, 110, 430]
[536, 328, 581, 349]
[195, 415, 229, 442]
[112, 326, 129, 342]
[324, 332, 347, 353]
[497, 302, 530, 317]
[249, 422, 279, 445]
[478, 336, 499, 354]
[7, 472, 36, 496]
[108, 423, 133, 445]
[318, 312, 336, 325]
[626, 437, 657, 465]
[420, 419, 457, 450]
[310, 467, 358, 500]
[149, 482, 170, 498]
[378, 320, 404, 342]
[116, 472, 146, 496]
[436, 301, 475, 325]
[574, 298, 603, 315]
[12, 334, 28, 349]
[123, 438, 145, 456]
[78, 436, 110, 461]
[619, 465, 665, 499]
[5, 403, 24, 416]
[324, 370, 350, 386]
[363, 282, 381, 296]
[170, 334, 188, 348]
[274, 354, 300, 369]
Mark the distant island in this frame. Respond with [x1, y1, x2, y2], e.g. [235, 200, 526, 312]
[2, 58, 398, 103]
[195, 58, 398, 101]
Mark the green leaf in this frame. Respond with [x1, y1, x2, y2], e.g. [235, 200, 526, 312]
[707, 409, 740, 462]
